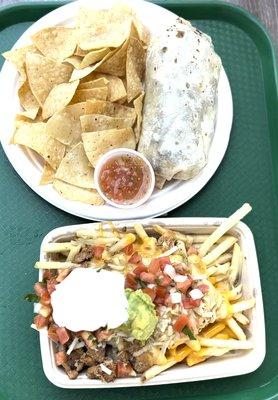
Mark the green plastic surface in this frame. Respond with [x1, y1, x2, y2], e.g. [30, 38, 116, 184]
[0, 1, 277, 399]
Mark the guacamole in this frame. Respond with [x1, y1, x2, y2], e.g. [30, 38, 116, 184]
[124, 289, 158, 341]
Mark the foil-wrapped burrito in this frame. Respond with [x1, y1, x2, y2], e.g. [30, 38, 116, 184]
[138, 19, 221, 183]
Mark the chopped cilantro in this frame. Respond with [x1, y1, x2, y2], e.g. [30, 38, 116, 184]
[182, 326, 196, 340]
[88, 334, 95, 341]
[24, 293, 40, 302]
[135, 277, 147, 288]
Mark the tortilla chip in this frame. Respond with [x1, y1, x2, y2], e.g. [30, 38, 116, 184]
[46, 102, 86, 146]
[132, 17, 150, 45]
[78, 77, 108, 90]
[74, 46, 89, 57]
[155, 175, 166, 190]
[85, 100, 136, 120]
[2, 45, 38, 85]
[18, 80, 40, 110]
[71, 87, 108, 103]
[76, 4, 132, 50]
[53, 179, 104, 205]
[133, 91, 145, 142]
[16, 107, 40, 120]
[55, 142, 94, 188]
[82, 128, 136, 167]
[64, 55, 83, 69]
[80, 48, 111, 68]
[126, 37, 145, 102]
[69, 51, 113, 82]
[91, 73, 126, 102]
[26, 53, 72, 105]
[32, 27, 76, 62]
[96, 39, 128, 77]
[13, 122, 65, 169]
[39, 163, 55, 185]
[80, 114, 133, 132]
[42, 80, 79, 119]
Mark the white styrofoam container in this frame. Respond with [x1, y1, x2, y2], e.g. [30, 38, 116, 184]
[37, 218, 265, 389]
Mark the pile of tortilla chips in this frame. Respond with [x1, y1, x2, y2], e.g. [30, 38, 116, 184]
[3, 3, 148, 205]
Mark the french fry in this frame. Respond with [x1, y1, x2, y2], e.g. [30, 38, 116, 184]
[222, 326, 238, 339]
[202, 237, 238, 265]
[141, 360, 177, 381]
[214, 253, 232, 265]
[35, 261, 77, 269]
[225, 317, 246, 340]
[199, 203, 252, 257]
[42, 242, 77, 253]
[229, 243, 242, 285]
[134, 223, 148, 240]
[186, 353, 207, 366]
[66, 244, 82, 261]
[202, 322, 226, 338]
[186, 340, 201, 352]
[109, 233, 136, 254]
[152, 225, 193, 245]
[230, 298, 255, 313]
[233, 312, 249, 325]
[198, 337, 253, 349]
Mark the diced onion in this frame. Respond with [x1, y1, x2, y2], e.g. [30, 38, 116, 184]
[170, 292, 182, 304]
[100, 363, 112, 375]
[67, 337, 79, 355]
[164, 264, 176, 279]
[174, 274, 188, 283]
[189, 289, 204, 300]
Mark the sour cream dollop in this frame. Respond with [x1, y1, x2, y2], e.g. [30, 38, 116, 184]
[51, 268, 128, 332]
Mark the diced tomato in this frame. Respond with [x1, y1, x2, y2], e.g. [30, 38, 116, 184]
[124, 244, 134, 256]
[158, 257, 170, 267]
[125, 272, 137, 290]
[48, 324, 59, 343]
[176, 278, 193, 293]
[55, 351, 67, 366]
[40, 291, 51, 306]
[116, 361, 134, 378]
[173, 314, 189, 332]
[187, 246, 198, 255]
[128, 252, 142, 264]
[47, 278, 57, 294]
[92, 245, 104, 259]
[149, 259, 161, 274]
[182, 297, 201, 309]
[154, 296, 165, 305]
[43, 270, 53, 280]
[156, 286, 167, 298]
[140, 272, 155, 284]
[34, 282, 48, 297]
[56, 327, 70, 345]
[198, 284, 209, 294]
[159, 274, 172, 287]
[133, 264, 148, 276]
[34, 314, 48, 329]
[142, 287, 156, 301]
[164, 294, 173, 307]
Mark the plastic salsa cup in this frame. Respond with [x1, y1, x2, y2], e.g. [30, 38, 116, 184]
[94, 148, 155, 209]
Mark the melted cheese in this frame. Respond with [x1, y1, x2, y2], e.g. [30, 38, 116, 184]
[51, 268, 128, 332]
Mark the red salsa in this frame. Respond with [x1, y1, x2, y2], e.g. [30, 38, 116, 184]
[99, 155, 151, 205]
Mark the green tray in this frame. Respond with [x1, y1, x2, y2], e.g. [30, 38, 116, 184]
[0, 1, 277, 399]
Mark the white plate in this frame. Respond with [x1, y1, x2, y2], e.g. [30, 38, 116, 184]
[37, 218, 265, 388]
[0, 0, 233, 221]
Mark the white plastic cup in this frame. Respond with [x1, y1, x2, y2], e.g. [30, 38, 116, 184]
[94, 148, 155, 209]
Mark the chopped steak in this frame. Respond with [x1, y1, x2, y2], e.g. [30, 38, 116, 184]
[87, 358, 117, 382]
[123, 340, 142, 354]
[62, 362, 79, 380]
[117, 350, 130, 363]
[67, 349, 85, 372]
[116, 361, 135, 378]
[73, 245, 93, 263]
[87, 345, 106, 363]
[129, 354, 154, 374]
[80, 352, 95, 367]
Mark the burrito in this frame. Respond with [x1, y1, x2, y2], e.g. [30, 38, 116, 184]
[138, 18, 221, 183]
